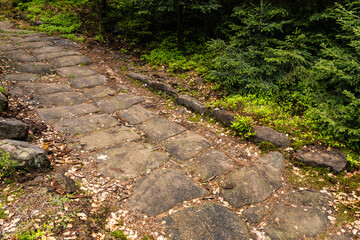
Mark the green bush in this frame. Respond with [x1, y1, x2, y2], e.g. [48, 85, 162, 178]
[231, 115, 255, 138]
[207, 0, 360, 153]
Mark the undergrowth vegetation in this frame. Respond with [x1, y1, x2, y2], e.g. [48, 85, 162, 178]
[1, 0, 360, 165]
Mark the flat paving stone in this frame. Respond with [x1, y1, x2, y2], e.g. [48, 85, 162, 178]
[37, 92, 86, 107]
[119, 105, 157, 124]
[11, 36, 42, 43]
[184, 149, 234, 180]
[51, 39, 79, 49]
[264, 190, 331, 239]
[19, 41, 50, 49]
[50, 55, 92, 68]
[97, 142, 169, 180]
[36, 51, 81, 61]
[222, 152, 284, 208]
[20, 83, 73, 95]
[81, 85, 117, 99]
[69, 75, 106, 89]
[128, 169, 208, 216]
[31, 46, 66, 54]
[9, 83, 74, 97]
[162, 202, 249, 240]
[165, 131, 212, 161]
[9, 62, 52, 75]
[55, 114, 118, 134]
[0, 44, 22, 51]
[37, 104, 99, 122]
[57, 66, 97, 78]
[242, 205, 269, 224]
[74, 126, 141, 151]
[138, 118, 186, 143]
[3, 49, 36, 62]
[96, 94, 144, 113]
[3, 73, 40, 82]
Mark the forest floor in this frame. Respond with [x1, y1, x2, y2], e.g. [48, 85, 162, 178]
[0, 20, 359, 240]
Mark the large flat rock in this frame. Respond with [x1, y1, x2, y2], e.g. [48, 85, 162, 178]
[222, 152, 284, 208]
[37, 104, 99, 122]
[9, 62, 52, 75]
[138, 118, 186, 143]
[127, 169, 208, 216]
[3, 49, 36, 62]
[295, 147, 347, 172]
[165, 131, 212, 160]
[69, 75, 106, 89]
[50, 55, 92, 68]
[96, 94, 144, 113]
[57, 66, 97, 78]
[3, 73, 40, 82]
[162, 202, 249, 240]
[97, 142, 169, 180]
[252, 125, 291, 148]
[242, 205, 269, 224]
[184, 149, 234, 180]
[0, 117, 29, 140]
[36, 51, 81, 61]
[37, 92, 86, 107]
[75, 126, 141, 151]
[19, 41, 50, 49]
[0, 44, 23, 52]
[55, 114, 118, 134]
[0, 42, 24, 52]
[10, 83, 73, 96]
[0, 139, 50, 168]
[10, 35, 43, 43]
[31, 46, 64, 54]
[119, 105, 157, 124]
[81, 85, 117, 99]
[264, 190, 331, 239]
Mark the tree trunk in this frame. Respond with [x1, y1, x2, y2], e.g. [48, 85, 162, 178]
[97, 0, 107, 34]
[176, 2, 184, 50]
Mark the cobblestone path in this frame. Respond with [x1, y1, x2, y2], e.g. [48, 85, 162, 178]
[0, 21, 343, 239]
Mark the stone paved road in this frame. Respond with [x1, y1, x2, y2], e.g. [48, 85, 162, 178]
[0, 21, 338, 239]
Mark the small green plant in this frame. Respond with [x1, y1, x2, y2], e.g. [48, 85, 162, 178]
[189, 116, 201, 122]
[231, 115, 255, 138]
[94, 34, 104, 42]
[0, 203, 5, 219]
[111, 229, 127, 239]
[258, 142, 277, 153]
[16, 229, 45, 240]
[142, 235, 154, 240]
[49, 195, 72, 208]
[0, 150, 17, 180]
